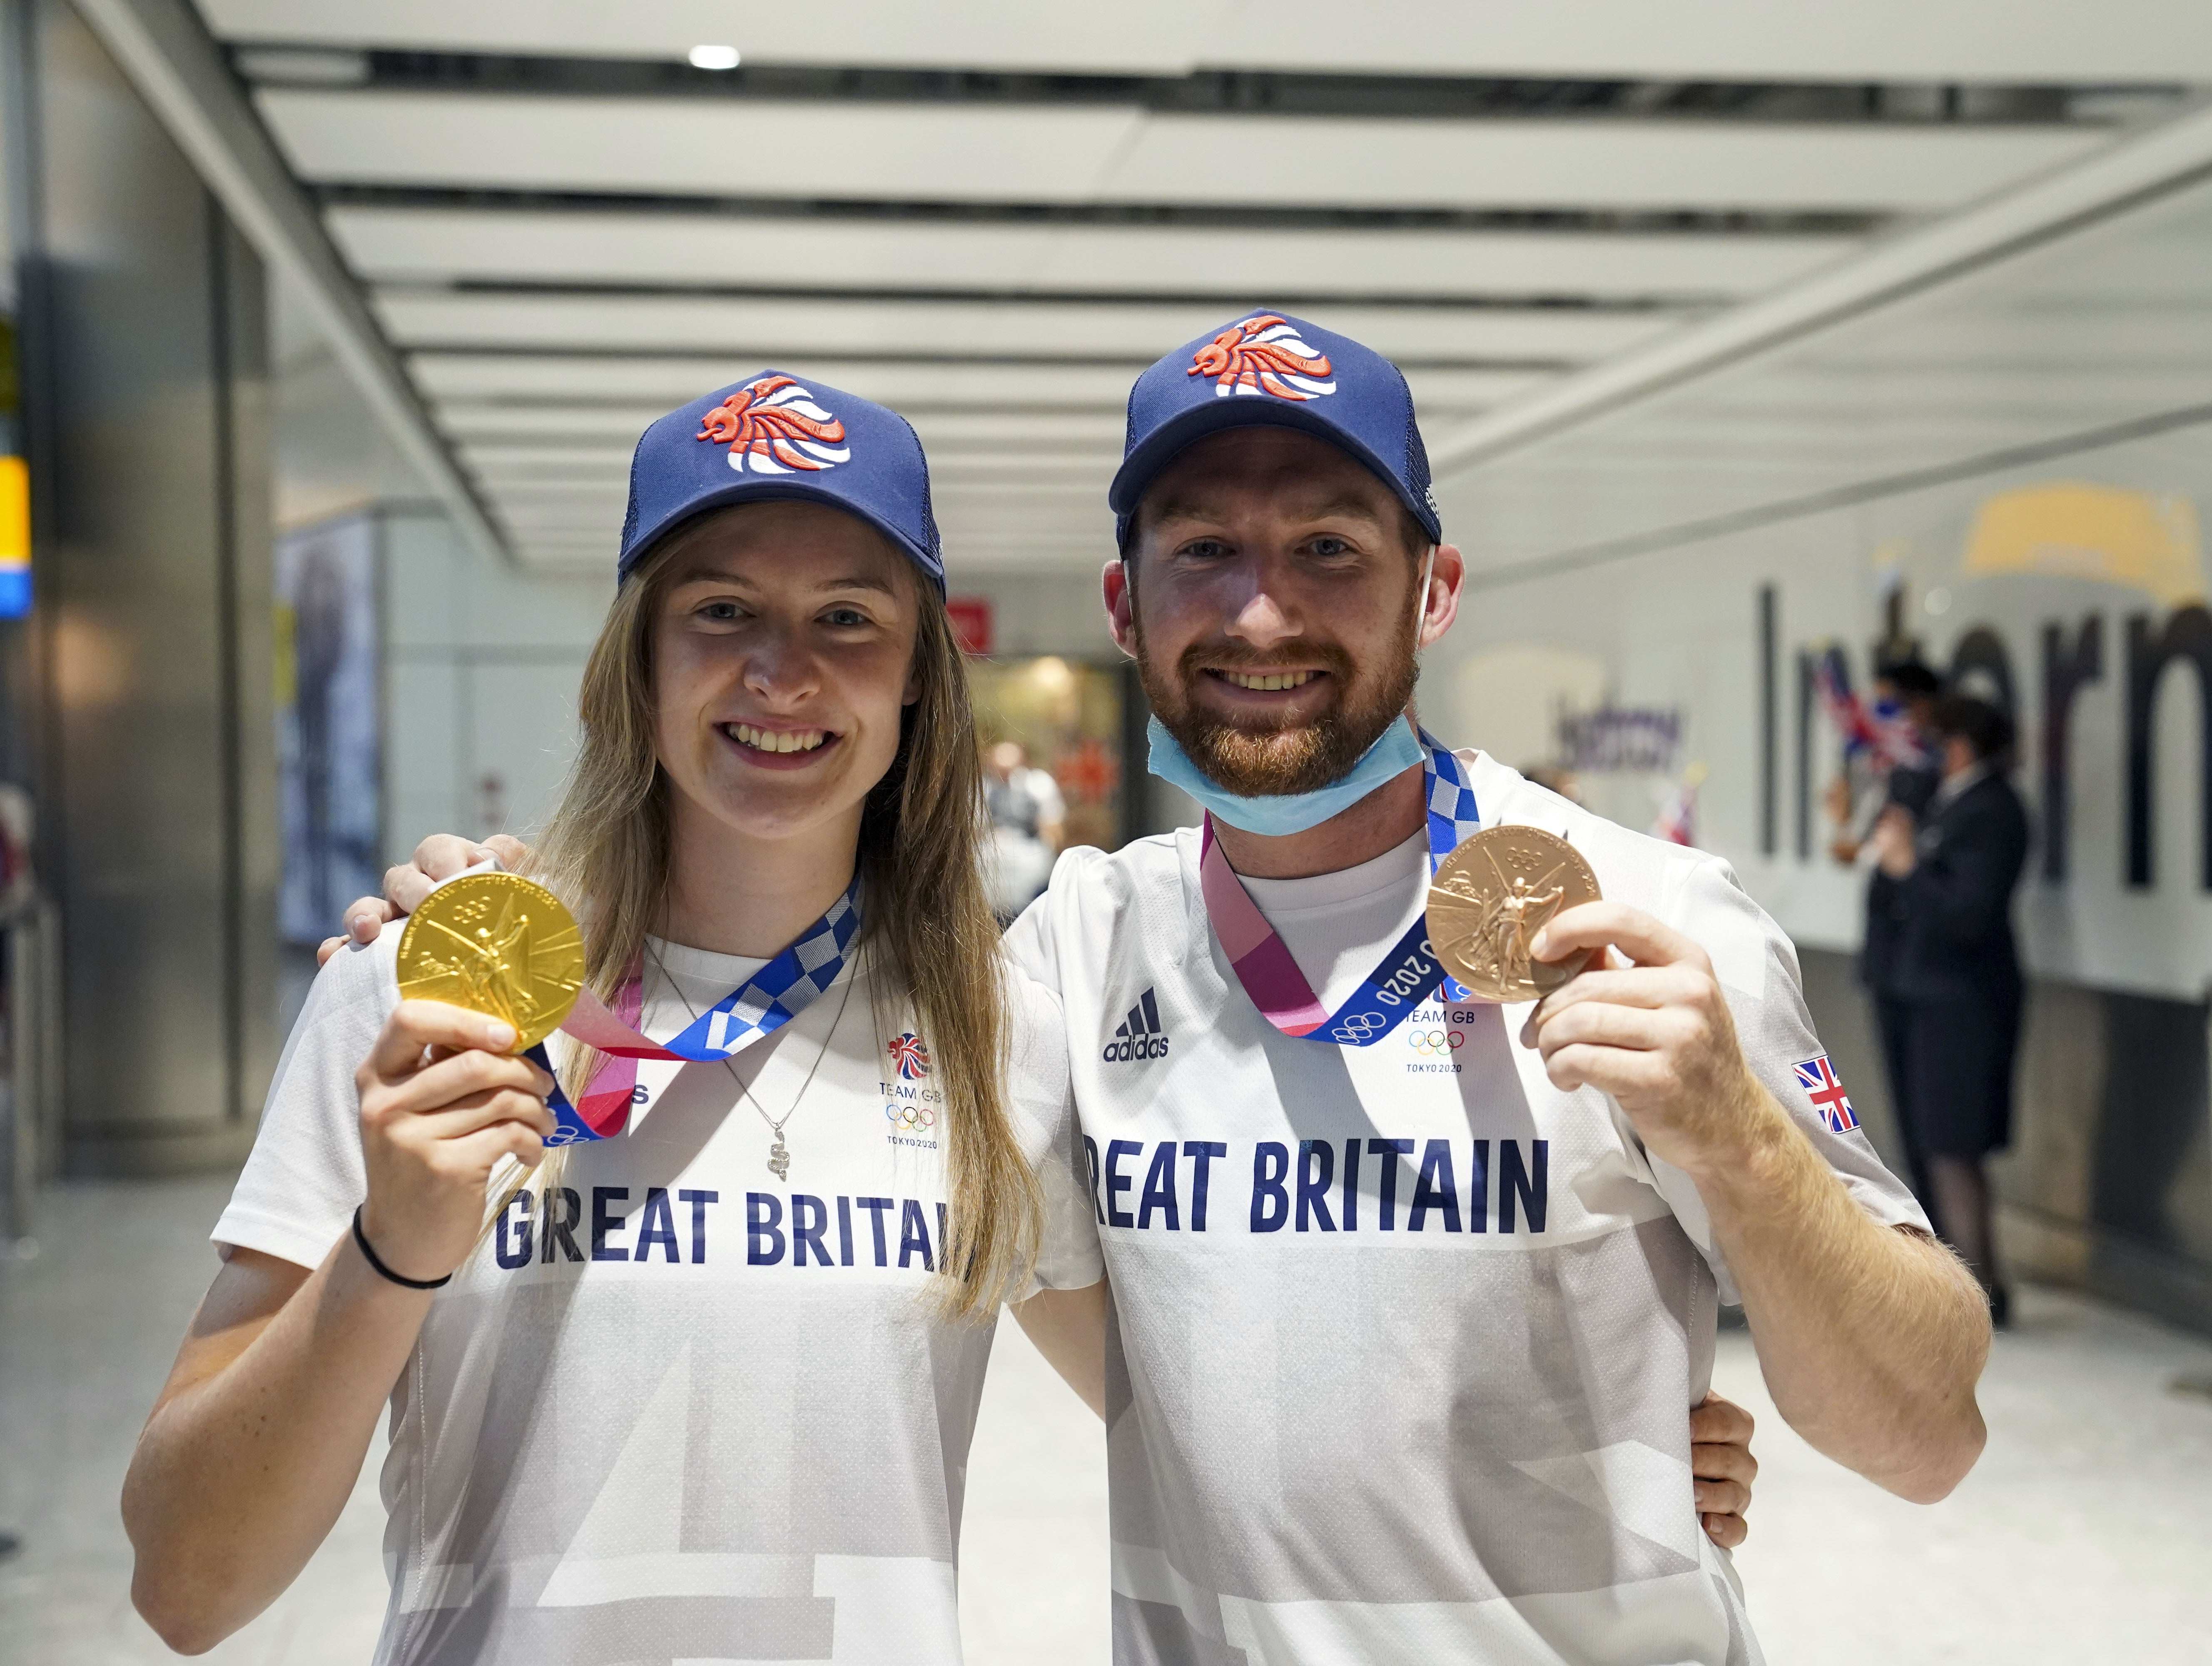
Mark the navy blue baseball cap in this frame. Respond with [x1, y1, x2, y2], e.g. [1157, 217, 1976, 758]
[1108, 310, 1442, 549]
[618, 371, 945, 594]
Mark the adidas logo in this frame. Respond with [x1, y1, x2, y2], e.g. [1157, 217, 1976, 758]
[1102, 988, 1172, 1062]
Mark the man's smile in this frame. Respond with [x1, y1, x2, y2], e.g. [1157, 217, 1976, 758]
[1210, 669, 1323, 693]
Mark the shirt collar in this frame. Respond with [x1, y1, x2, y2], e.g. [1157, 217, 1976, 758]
[1932, 759, 1993, 811]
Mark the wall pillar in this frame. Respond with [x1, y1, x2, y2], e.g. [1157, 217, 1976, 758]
[9, 0, 274, 1175]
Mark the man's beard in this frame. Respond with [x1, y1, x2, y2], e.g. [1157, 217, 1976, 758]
[1134, 596, 1421, 798]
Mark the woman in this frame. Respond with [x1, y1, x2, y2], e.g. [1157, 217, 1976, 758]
[125, 374, 1757, 1664]
[122, 376, 1104, 1662]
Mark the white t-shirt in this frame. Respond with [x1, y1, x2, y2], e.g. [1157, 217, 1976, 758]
[1004, 751, 1927, 1666]
[215, 926, 1102, 1666]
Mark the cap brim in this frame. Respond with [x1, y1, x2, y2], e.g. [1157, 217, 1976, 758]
[1107, 399, 1440, 542]
[621, 477, 945, 594]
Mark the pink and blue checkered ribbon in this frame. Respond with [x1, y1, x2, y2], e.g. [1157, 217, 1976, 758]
[1200, 724, 1482, 1045]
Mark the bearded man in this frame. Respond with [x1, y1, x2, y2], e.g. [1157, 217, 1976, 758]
[342, 313, 1988, 1666]
[1001, 313, 1987, 1666]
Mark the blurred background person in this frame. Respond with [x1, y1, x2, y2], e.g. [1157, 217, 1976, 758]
[983, 739, 1066, 923]
[1829, 656, 1943, 866]
[1867, 694, 2030, 1325]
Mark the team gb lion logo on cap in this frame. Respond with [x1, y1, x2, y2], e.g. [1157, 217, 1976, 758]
[1188, 314, 1337, 401]
[696, 375, 852, 474]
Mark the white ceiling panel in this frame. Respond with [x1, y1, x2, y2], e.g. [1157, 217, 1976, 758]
[374, 291, 1677, 366]
[1106, 116, 2102, 214]
[260, 92, 1141, 204]
[1434, 167, 2212, 576]
[904, 411, 1132, 450]
[200, 0, 1232, 75]
[411, 350, 1545, 416]
[460, 442, 633, 470]
[465, 448, 1112, 491]
[436, 402, 666, 443]
[332, 208, 1855, 300]
[493, 497, 625, 528]
[262, 89, 2105, 213]
[412, 353, 1149, 408]
[435, 402, 1136, 454]
[199, 0, 2212, 82]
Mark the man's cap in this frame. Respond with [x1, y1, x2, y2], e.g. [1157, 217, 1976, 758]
[1108, 310, 1442, 548]
[618, 372, 945, 594]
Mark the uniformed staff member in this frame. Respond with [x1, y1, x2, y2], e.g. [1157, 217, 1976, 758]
[1868, 693, 2029, 1325]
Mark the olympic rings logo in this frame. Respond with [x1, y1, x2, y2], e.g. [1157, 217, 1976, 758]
[1329, 1011, 1386, 1042]
[885, 1102, 937, 1132]
[1405, 1028, 1463, 1055]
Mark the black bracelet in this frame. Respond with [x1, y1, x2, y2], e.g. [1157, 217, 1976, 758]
[351, 1205, 452, 1290]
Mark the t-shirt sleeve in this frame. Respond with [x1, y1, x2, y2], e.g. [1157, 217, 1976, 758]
[1001, 966, 1103, 1299]
[211, 926, 401, 1269]
[1646, 855, 1931, 1303]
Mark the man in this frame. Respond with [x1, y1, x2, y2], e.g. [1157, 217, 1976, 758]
[1006, 314, 1984, 1664]
[1868, 694, 2028, 1324]
[347, 313, 1987, 1664]
[983, 738, 1067, 921]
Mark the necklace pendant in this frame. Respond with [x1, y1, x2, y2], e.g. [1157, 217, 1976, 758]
[767, 1137, 790, 1182]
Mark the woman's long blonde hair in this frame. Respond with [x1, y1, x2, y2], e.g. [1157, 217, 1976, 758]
[508, 512, 1038, 1322]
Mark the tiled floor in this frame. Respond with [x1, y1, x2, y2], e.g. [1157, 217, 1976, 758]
[4, 1179, 2209, 1665]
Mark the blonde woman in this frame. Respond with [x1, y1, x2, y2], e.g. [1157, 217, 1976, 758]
[121, 377, 1104, 1663]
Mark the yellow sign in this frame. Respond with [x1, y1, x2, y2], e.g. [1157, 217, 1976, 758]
[1962, 482, 2204, 606]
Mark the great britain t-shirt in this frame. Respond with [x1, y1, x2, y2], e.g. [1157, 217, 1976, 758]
[1004, 750, 1927, 1666]
[214, 925, 1102, 1666]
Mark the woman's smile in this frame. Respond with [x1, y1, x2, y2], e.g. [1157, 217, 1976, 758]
[720, 720, 842, 769]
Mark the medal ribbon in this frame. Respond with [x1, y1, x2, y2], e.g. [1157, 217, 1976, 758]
[533, 879, 862, 1144]
[1200, 726, 1480, 1046]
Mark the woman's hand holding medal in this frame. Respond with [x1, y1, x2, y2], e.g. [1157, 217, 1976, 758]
[352, 870, 583, 1287]
[354, 1003, 557, 1287]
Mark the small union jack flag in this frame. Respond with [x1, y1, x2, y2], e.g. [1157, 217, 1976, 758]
[1793, 1055, 1858, 1134]
[888, 1031, 932, 1081]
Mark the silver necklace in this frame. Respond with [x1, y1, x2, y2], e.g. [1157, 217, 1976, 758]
[645, 938, 855, 1181]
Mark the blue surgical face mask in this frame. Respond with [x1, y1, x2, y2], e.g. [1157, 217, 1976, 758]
[1148, 712, 1425, 836]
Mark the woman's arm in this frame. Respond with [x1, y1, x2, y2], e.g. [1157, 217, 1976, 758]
[124, 1242, 432, 1652]
[122, 1001, 552, 1653]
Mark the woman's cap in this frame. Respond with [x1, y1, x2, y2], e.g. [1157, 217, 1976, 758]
[618, 372, 946, 594]
[1108, 310, 1443, 549]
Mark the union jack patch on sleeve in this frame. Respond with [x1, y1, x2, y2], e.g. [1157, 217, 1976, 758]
[1792, 1055, 1858, 1134]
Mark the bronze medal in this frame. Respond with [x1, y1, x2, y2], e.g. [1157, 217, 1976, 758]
[1427, 826, 1602, 1003]
[394, 870, 586, 1053]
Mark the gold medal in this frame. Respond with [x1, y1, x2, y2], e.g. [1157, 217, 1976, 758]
[1427, 826, 1602, 1003]
[395, 871, 585, 1052]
